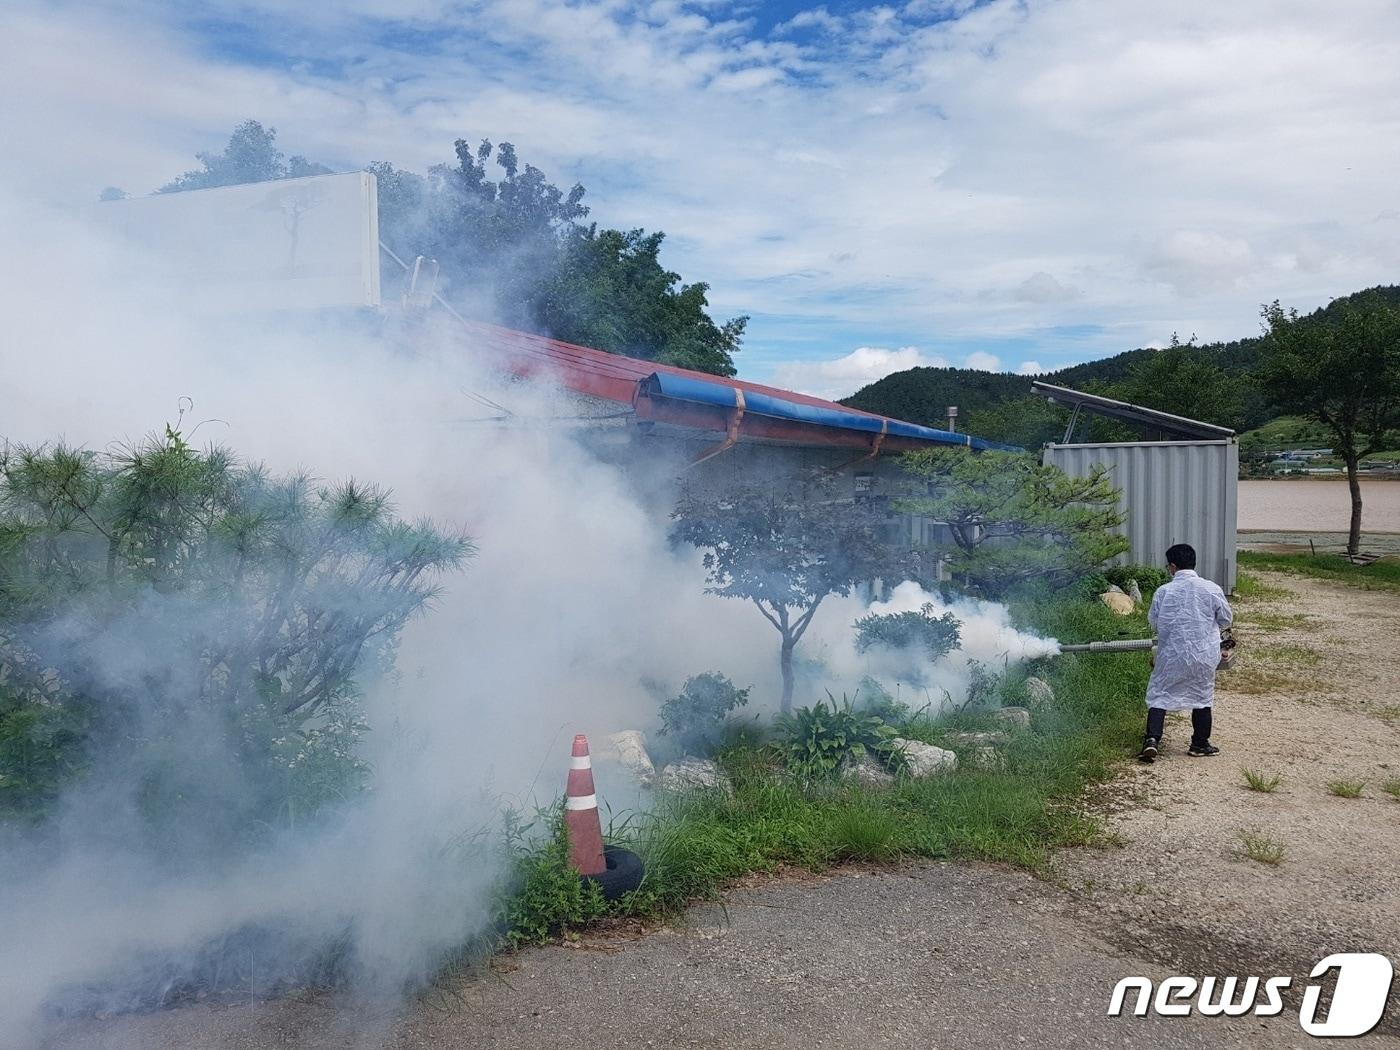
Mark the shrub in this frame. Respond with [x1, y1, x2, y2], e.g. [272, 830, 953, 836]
[658, 672, 751, 757]
[0, 429, 471, 842]
[1326, 778, 1365, 798]
[853, 603, 961, 662]
[1105, 564, 1169, 593]
[776, 692, 905, 781]
[497, 809, 609, 946]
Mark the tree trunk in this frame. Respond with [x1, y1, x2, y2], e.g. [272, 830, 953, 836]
[1345, 453, 1363, 556]
[779, 640, 795, 715]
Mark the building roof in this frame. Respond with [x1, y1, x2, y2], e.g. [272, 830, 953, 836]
[454, 316, 1019, 453]
[1031, 381, 1236, 441]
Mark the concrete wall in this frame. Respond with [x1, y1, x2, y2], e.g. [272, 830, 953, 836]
[1042, 439, 1239, 591]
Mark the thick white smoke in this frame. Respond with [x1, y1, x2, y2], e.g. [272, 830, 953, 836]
[796, 580, 1061, 710]
[0, 189, 1056, 1046]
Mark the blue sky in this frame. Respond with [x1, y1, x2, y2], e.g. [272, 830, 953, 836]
[4, 0, 1398, 397]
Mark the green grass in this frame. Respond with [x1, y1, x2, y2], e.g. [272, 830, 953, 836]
[1381, 779, 1400, 800]
[1326, 778, 1366, 798]
[1238, 830, 1287, 865]
[1242, 768, 1282, 793]
[1234, 570, 1289, 602]
[495, 591, 1151, 944]
[1239, 551, 1400, 594]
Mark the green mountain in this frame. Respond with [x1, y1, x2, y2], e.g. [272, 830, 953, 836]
[840, 285, 1400, 448]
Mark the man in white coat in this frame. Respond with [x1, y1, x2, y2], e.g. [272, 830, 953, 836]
[1138, 543, 1233, 762]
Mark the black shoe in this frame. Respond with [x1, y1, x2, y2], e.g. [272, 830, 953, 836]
[1138, 738, 1159, 763]
[1187, 743, 1220, 757]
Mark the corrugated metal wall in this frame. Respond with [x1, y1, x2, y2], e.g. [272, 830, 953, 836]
[1043, 440, 1238, 591]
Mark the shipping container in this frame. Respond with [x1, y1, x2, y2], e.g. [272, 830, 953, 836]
[1043, 439, 1238, 591]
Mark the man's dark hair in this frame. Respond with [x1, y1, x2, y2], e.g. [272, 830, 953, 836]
[1166, 543, 1197, 570]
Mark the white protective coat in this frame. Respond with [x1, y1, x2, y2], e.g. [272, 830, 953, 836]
[1146, 569, 1233, 711]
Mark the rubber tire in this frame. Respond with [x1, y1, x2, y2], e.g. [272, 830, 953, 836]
[582, 845, 645, 900]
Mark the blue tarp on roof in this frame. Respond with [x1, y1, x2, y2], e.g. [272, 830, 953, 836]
[642, 372, 1021, 453]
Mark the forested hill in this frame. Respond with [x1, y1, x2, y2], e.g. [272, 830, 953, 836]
[840, 284, 1400, 445]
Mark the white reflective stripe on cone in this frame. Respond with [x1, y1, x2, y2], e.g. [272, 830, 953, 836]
[565, 794, 598, 811]
[570, 756, 591, 769]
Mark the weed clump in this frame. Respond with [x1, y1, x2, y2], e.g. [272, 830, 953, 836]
[1238, 830, 1287, 865]
[1242, 768, 1282, 793]
[1326, 779, 1366, 799]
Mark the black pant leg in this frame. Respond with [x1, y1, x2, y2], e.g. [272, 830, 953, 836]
[1146, 707, 1166, 740]
[1191, 707, 1212, 749]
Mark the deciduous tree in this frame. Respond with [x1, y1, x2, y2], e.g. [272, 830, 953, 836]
[1260, 293, 1400, 555]
[671, 472, 916, 713]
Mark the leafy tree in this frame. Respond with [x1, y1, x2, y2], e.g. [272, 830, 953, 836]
[1260, 293, 1400, 555]
[964, 395, 1068, 449]
[671, 471, 918, 713]
[539, 227, 745, 376]
[1111, 335, 1248, 432]
[896, 449, 1128, 598]
[160, 120, 331, 193]
[0, 427, 471, 842]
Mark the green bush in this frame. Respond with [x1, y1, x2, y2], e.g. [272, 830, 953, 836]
[776, 692, 906, 781]
[1105, 564, 1168, 593]
[496, 809, 609, 946]
[658, 672, 751, 758]
[853, 603, 961, 661]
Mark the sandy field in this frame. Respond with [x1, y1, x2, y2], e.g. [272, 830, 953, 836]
[1240, 478, 1400, 533]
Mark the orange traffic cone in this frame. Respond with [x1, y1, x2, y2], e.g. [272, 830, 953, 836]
[564, 734, 607, 876]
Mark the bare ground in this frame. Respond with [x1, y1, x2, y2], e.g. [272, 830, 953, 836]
[42, 570, 1400, 1049]
[1057, 568, 1400, 1036]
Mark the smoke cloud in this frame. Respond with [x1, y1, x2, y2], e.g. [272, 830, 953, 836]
[0, 186, 1056, 1047]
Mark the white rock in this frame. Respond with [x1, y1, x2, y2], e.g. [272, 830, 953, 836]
[840, 755, 896, 787]
[1023, 677, 1055, 707]
[1100, 590, 1136, 615]
[973, 746, 1005, 769]
[1127, 578, 1144, 605]
[600, 730, 656, 787]
[993, 706, 1032, 731]
[659, 757, 732, 795]
[892, 738, 958, 777]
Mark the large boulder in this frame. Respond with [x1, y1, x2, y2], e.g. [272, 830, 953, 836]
[599, 730, 656, 787]
[1126, 578, 1144, 605]
[992, 706, 1032, 732]
[840, 755, 896, 788]
[1023, 676, 1055, 708]
[1100, 588, 1136, 616]
[891, 738, 958, 777]
[658, 757, 732, 795]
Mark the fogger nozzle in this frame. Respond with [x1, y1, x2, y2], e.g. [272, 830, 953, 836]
[1056, 639, 1155, 654]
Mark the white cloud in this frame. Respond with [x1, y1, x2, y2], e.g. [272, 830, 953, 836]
[1012, 272, 1080, 303]
[1016, 360, 1044, 376]
[5, 0, 1400, 365]
[964, 351, 1002, 372]
[766, 345, 949, 400]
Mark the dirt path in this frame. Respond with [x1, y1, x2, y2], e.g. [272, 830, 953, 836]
[41, 571, 1400, 1049]
[1058, 568, 1400, 1033]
